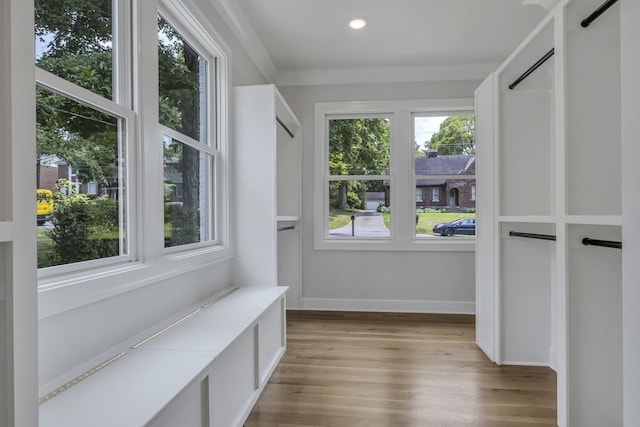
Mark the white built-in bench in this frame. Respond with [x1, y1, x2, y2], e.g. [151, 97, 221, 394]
[39, 286, 287, 427]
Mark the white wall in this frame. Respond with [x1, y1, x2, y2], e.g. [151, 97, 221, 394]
[279, 81, 479, 312]
[621, 0, 640, 423]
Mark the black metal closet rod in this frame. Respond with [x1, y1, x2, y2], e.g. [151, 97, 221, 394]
[508, 48, 555, 90]
[509, 231, 557, 241]
[581, 0, 619, 28]
[276, 116, 295, 138]
[581, 237, 622, 249]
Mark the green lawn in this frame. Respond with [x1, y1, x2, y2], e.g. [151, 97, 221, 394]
[329, 208, 360, 229]
[417, 211, 475, 236]
[37, 228, 53, 268]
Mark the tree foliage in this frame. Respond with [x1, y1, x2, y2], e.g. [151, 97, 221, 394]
[428, 116, 476, 155]
[35, 0, 116, 184]
[329, 118, 390, 175]
[329, 118, 390, 209]
[35, 1, 204, 251]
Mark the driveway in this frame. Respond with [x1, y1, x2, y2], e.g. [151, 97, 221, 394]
[330, 211, 390, 237]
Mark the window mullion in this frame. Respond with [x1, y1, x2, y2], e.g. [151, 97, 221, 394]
[393, 110, 412, 241]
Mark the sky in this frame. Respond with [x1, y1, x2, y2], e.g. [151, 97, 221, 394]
[414, 116, 448, 149]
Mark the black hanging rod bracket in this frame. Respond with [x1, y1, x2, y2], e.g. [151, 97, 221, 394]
[581, 0, 618, 28]
[276, 116, 295, 139]
[581, 237, 622, 249]
[508, 48, 555, 90]
[509, 231, 556, 241]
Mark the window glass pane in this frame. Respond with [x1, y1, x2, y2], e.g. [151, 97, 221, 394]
[163, 135, 212, 247]
[416, 179, 476, 238]
[414, 115, 475, 161]
[35, 0, 114, 99]
[414, 114, 476, 238]
[328, 180, 389, 238]
[36, 87, 127, 267]
[158, 16, 208, 144]
[329, 117, 390, 175]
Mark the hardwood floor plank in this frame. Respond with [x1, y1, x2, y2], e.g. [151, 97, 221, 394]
[246, 311, 556, 427]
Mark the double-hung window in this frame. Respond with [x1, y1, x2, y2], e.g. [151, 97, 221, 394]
[414, 113, 476, 240]
[315, 99, 475, 251]
[34, 0, 230, 306]
[158, 13, 218, 249]
[35, 0, 134, 270]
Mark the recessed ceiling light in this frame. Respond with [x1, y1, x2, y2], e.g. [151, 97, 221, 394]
[348, 18, 367, 30]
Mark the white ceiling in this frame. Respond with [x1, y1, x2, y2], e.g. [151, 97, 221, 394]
[220, 0, 551, 85]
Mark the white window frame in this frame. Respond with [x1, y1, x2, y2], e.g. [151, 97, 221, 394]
[35, 68, 137, 277]
[416, 187, 423, 202]
[158, 8, 220, 252]
[314, 98, 475, 252]
[471, 184, 476, 201]
[37, 0, 232, 318]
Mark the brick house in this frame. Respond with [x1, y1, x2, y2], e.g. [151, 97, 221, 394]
[36, 158, 112, 197]
[385, 150, 476, 211]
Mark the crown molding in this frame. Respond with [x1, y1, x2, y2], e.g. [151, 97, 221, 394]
[208, 0, 277, 83]
[273, 63, 499, 87]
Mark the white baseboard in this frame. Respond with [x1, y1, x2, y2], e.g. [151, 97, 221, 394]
[301, 297, 475, 314]
[500, 360, 551, 367]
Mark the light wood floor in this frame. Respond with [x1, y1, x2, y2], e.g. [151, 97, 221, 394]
[245, 311, 556, 427]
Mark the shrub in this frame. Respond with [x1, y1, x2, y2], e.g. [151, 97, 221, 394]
[346, 191, 362, 210]
[166, 204, 200, 247]
[46, 181, 119, 266]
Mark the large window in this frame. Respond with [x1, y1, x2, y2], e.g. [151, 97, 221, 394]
[35, 0, 229, 284]
[413, 114, 476, 239]
[35, 0, 132, 270]
[327, 116, 391, 238]
[315, 99, 475, 251]
[158, 15, 217, 248]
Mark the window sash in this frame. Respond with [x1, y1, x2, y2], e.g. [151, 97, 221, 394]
[35, 70, 136, 276]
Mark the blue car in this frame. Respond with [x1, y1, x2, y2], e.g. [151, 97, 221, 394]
[433, 217, 476, 236]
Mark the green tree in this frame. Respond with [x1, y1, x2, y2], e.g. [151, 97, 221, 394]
[158, 18, 203, 231]
[329, 118, 390, 209]
[35, 0, 117, 185]
[428, 116, 476, 155]
[35, 1, 203, 249]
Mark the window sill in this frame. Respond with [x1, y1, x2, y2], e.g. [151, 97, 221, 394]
[38, 245, 232, 319]
[314, 238, 475, 252]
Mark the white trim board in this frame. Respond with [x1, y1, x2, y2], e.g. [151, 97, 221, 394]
[301, 298, 474, 314]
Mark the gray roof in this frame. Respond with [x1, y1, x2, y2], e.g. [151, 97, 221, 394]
[416, 179, 446, 186]
[415, 154, 475, 175]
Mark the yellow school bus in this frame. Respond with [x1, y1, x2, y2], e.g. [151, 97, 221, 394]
[37, 189, 54, 226]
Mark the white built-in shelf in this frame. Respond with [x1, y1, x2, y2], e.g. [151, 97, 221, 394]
[0, 221, 12, 242]
[39, 352, 214, 427]
[276, 216, 299, 222]
[39, 286, 287, 427]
